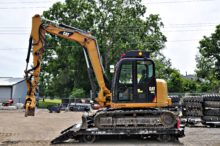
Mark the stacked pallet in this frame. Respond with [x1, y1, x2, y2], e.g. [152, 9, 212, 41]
[182, 96, 203, 118]
[202, 94, 220, 126]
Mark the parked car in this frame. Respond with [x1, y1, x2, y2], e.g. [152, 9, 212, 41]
[47, 104, 61, 113]
[60, 103, 68, 111]
[67, 103, 91, 112]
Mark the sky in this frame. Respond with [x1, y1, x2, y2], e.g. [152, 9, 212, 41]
[0, 0, 220, 77]
[145, 0, 220, 75]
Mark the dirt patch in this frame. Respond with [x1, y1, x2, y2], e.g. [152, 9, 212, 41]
[0, 109, 220, 146]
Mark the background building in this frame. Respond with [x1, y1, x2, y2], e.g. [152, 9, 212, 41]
[0, 77, 26, 103]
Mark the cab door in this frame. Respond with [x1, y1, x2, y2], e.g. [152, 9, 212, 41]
[136, 60, 156, 103]
[113, 58, 156, 103]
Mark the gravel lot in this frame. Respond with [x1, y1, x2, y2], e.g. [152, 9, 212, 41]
[0, 109, 220, 146]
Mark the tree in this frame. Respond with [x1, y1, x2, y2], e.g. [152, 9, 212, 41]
[70, 88, 86, 99]
[153, 52, 172, 79]
[182, 78, 197, 92]
[153, 52, 201, 93]
[195, 24, 220, 92]
[39, 0, 167, 98]
[166, 69, 184, 92]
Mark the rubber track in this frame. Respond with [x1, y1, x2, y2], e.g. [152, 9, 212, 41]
[183, 109, 203, 117]
[183, 96, 203, 103]
[204, 109, 220, 116]
[184, 102, 203, 109]
[202, 116, 220, 121]
[203, 94, 220, 101]
[204, 101, 220, 108]
[94, 109, 175, 129]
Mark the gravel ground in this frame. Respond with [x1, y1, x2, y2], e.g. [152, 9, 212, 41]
[0, 109, 220, 146]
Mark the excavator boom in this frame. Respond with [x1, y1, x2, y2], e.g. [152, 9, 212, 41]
[24, 14, 111, 116]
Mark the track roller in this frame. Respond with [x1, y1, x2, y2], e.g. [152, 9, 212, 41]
[81, 134, 96, 143]
[157, 134, 172, 142]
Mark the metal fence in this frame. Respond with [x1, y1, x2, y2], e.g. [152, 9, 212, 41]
[168, 92, 220, 97]
[1, 93, 220, 105]
[61, 98, 92, 104]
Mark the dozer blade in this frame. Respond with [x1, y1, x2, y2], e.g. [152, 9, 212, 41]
[51, 124, 81, 144]
[51, 130, 74, 144]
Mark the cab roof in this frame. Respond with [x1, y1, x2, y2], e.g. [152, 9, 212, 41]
[121, 50, 150, 58]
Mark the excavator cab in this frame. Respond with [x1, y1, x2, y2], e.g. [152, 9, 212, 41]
[112, 51, 156, 104]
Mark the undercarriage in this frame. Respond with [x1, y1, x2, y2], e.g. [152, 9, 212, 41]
[51, 108, 185, 144]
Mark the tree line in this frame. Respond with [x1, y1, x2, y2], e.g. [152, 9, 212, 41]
[38, 0, 220, 99]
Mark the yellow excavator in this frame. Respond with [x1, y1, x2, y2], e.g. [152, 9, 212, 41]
[24, 14, 184, 143]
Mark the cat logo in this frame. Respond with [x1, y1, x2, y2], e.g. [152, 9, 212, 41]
[149, 86, 155, 93]
[59, 31, 73, 37]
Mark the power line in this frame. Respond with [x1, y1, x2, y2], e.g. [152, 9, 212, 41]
[0, 0, 213, 5]
[167, 39, 201, 42]
[0, 33, 29, 35]
[0, 23, 217, 26]
[0, 26, 30, 27]
[165, 24, 218, 28]
[0, 39, 203, 51]
[146, 0, 215, 4]
[0, 7, 48, 9]
[163, 29, 213, 32]
[0, 29, 213, 34]
[166, 23, 218, 26]
[0, 1, 53, 4]
[0, 22, 218, 29]
[0, 26, 216, 32]
[0, 48, 27, 50]
[0, 25, 216, 30]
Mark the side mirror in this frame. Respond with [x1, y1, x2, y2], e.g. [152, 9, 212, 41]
[110, 65, 115, 73]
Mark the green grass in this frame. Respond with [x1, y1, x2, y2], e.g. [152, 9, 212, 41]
[38, 98, 61, 108]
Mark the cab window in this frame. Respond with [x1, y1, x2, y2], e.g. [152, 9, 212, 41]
[117, 62, 133, 101]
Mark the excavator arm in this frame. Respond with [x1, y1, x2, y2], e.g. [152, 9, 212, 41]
[24, 14, 111, 116]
